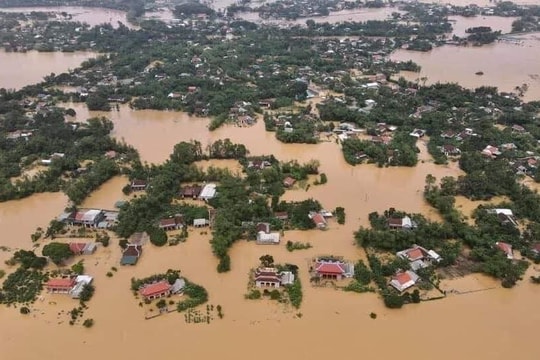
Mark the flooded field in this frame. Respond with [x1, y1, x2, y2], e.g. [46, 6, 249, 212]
[0, 6, 133, 28]
[2, 5, 540, 360]
[0, 50, 95, 90]
[449, 15, 516, 37]
[390, 33, 540, 101]
[236, 7, 402, 25]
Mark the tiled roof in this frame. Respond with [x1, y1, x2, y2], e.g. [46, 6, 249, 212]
[140, 281, 171, 297]
[316, 262, 345, 275]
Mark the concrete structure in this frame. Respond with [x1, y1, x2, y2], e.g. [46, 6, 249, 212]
[314, 259, 354, 280]
[121, 244, 142, 265]
[130, 179, 148, 191]
[390, 270, 420, 292]
[69, 275, 93, 299]
[159, 215, 184, 231]
[69, 242, 97, 255]
[58, 209, 105, 228]
[193, 218, 209, 227]
[199, 183, 217, 200]
[255, 222, 280, 245]
[140, 281, 171, 300]
[309, 211, 327, 230]
[388, 215, 416, 230]
[46, 278, 77, 294]
[396, 245, 442, 271]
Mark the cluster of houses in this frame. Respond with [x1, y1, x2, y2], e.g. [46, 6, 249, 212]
[390, 245, 442, 292]
[133, 180, 219, 203]
[58, 208, 119, 229]
[46, 275, 93, 299]
[228, 101, 256, 127]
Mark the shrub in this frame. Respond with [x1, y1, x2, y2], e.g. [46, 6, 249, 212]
[245, 289, 261, 299]
[83, 319, 94, 328]
[20, 307, 31, 314]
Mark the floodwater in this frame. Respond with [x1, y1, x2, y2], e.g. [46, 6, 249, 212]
[236, 7, 401, 25]
[389, 33, 540, 101]
[0, 50, 95, 90]
[449, 15, 515, 37]
[81, 175, 130, 210]
[0, 6, 133, 28]
[419, 0, 540, 6]
[2, 104, 540, 360]
[0, 192, 67, 264]
[2, 7, 540, 360]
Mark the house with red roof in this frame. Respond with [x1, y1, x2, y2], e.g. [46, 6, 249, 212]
[495, 241, 514, 260]
[283, 176, 296, 188]
[390, 270, 419, 292]
[140, 281, 172, 301]
[314, 258, 354, 280]
[309, 211, 327, 230]
[254, 267, 295, 288]
[46, 277, 77, 294]
[69, 242, 97, 255]
[396, 245, 441, 271]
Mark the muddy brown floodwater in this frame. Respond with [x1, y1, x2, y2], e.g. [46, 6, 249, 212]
[2, 9, 540, 358]
[390, 33, 540, 102]
[0, 50, 96, 90]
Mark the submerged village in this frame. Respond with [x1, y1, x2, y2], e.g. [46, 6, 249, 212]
[1, 0, 540, 358]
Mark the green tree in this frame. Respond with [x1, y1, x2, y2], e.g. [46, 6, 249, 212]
[42, 242, 73, 265]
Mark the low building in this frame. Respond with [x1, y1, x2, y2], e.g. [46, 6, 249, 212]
[121, 244, 142, 265]
[481, 145, 501, 159]
[130, 179, 148, 191]
[199, 183, 217, 201]
[488, 209, 518, 227]
[193, 218, 209, 227]
[69, 275, 93, 299]
[495, 241, 514, 260]
[171, 278, 186, 294]
[46, 277, 77, 294]
[283, 176, 296, 188]
[309, 212, 327, 230]
[396, 245, 442, 271]
[256, 222, 280, 245]
[388, 216, 416, 230]
[274, 212, 289, 221]
[390, 271, 419, 292]
[140, 281, 171, 300]
[440, 144, 461, 157]
[314, 259, 354, 280]
[58, 209, 105, 228]
[180, 185, 202, 199]
[159, 215, 184, 231]
[254, 267, 282, 288]
[69, 242, 97, 255]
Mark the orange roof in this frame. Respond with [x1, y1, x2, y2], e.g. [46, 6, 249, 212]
[406, 248, 424, 261]
[69, 243, 86, 253]
[394, 272, 412, 285]
[47, 278, 76, 288]
[140, 281, 171, 297]
[496, 242, 512, 254]
[316, 262, 345, 275]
